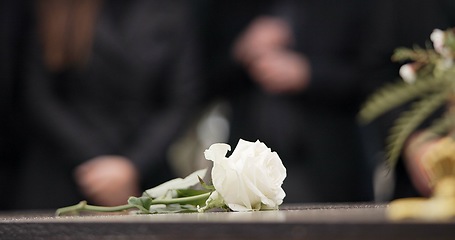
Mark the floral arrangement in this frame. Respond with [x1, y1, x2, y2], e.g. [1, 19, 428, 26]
[56, 139, 287, 216]
[358, 28, 455, 168]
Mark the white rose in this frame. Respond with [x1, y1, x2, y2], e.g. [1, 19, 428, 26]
[204, 139, 286, 212]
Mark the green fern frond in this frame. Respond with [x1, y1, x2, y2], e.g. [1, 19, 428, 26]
[385, 90, 451, 169]
[427, 111, 455, 136]
[391, 48, 417, 62]
[391, 47, 437, 63]
[445, 30, 455, 52]
[358, 76, 447, 124]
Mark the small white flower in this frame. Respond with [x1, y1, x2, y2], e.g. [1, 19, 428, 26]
[399, 64, 416, 84]
[204, 139, 286, 212]
[431, 29, 452, 58]
[431, 29, 445, 54]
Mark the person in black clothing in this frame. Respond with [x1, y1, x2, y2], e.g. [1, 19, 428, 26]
[0, 0, 31, 210]
[200, 0, 373, 203]
[199, 0, 455, 203]
[2, 0, 202, 210]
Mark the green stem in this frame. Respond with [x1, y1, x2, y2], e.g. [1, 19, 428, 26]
[55, 192, 212, 216]
[56, 201, 134, 216]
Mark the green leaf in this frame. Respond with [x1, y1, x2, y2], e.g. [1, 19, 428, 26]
[128, 192, 213, 214]
[391, 47, 418, 62]
[197, 191, 226, 213]
[174, 190, 210, 206]
[445, 29, 455, 52]
[198, 176, 215, 191]
[358, 75, 448, 124]
[176, 188, 211, 197]
[385, 89, 450, 169]
[151, 192, 212, 206]
[143, 168, 208, 199]
[127, 196, 153, 214]
[149, 204, 199, 214]
[428, 111, 455, 136]
[391, 46, 435, 63]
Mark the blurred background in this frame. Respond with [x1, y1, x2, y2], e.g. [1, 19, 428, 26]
[1, 0, 454, 210]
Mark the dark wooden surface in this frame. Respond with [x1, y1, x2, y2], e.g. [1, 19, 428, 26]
[1, 203, 454, 240]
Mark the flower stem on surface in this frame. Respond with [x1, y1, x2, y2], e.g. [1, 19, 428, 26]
[55, 192, 212, 216]
[55, 201, 133, 216]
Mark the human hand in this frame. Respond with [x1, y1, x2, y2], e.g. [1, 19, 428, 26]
[233, 16, 293, 65]
[233, 16, 310, 94]
[74, 155, 141, 206]
[248, 50, 311, 94]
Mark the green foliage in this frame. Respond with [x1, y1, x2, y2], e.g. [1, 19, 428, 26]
[175, 189, 212, 206]
[198, 176, 216, 191]
[128, 196, 153, 214]
[391, 46, 436, 63]
[428, 111, 455, 136]
[358, 75, 447, 124]
[176, 188, 211, 197]
[359, 28, 455, 169]
[56, 169, 217, 216]
[384, 90, 450, 168]
[446, 30, 455, 52]
[148, 204, 199, 214]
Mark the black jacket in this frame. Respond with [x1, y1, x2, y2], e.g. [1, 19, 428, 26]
[6, 0, 202, 209]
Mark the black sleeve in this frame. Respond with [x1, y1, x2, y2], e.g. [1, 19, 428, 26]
[123, 15, 203, 184]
